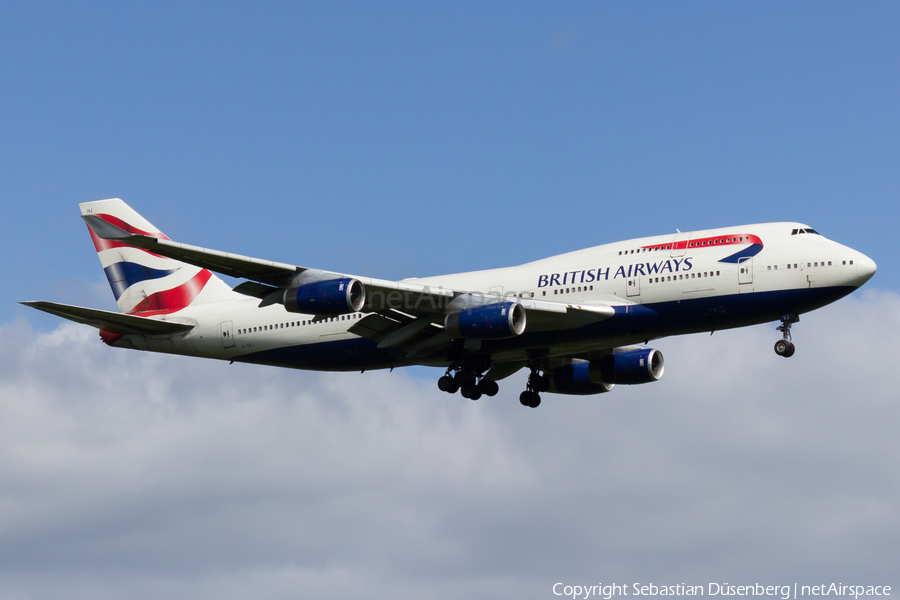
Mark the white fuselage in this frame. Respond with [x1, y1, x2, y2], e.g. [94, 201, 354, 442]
[114, 222, 876, 371]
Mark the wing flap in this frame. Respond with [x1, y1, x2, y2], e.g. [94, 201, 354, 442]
[522, 301, 615, 331]
[347, 313, 402, 344]
[22, 301, 195, 335]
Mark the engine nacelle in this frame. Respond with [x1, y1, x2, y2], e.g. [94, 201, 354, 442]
[444, 302, 526, 339]
[283, 278, 365, 315]
[550, 362, 614, 395]
[589, 348, 664, 385]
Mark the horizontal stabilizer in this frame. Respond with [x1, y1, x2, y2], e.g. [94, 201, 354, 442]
[21, 301, 195, 335]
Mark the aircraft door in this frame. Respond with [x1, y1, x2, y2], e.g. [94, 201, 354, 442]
[627, 276, 641, 297]
[670, 233, 692, 257]
[738, 258, 753, 284]
[220, 321, 235, 348]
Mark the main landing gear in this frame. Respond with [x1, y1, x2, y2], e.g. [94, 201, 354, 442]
[437, 361, 499, 401]
[774, 313, 799, 358]
[519, 368, 550, 408]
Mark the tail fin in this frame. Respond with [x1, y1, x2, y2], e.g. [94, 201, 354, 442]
[82, 199, 238, 315]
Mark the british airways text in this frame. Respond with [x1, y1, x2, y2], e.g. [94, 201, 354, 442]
[538, 257, 694, 288]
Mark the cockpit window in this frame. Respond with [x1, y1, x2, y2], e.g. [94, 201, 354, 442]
[791, 228, 821, 235]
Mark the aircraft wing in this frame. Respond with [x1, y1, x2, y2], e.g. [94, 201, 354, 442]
[83, 213, 457, 310]
[21, 301, 195, 335]
[82, 212, 617, 355]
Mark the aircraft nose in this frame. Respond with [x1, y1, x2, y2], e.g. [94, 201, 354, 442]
[855, 253, 877, 286]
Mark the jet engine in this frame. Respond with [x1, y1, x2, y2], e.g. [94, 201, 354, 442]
[283, 277, 365, 315]
[589, 348, 664, 385]
[550, 362, 615, 395]
[444, 301, 526, 339]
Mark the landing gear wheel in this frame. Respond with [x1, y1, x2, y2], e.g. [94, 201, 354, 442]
[519, 390, 541, 408]
[774, 340, 796, 357]
[438, 375, 456, 393]
[454, 370, 476, 389]
[478, 379, 499, 397]
[774, 313, 799, 358]
[461, 385, 481, 400]
[528, 372, 551, 393]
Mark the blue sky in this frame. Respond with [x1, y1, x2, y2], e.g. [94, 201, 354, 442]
[1, 4, 898, 599]
[3, 2, 897, 326]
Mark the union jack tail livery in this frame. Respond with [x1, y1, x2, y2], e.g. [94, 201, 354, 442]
[82, 199, 237, 316]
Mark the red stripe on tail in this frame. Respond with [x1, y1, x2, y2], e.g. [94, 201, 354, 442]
[129, 270, 213, 316]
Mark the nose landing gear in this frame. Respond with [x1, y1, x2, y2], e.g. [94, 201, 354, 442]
[774, 313, 799, 357]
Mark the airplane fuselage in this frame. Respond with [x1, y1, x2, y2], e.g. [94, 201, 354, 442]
[111, 221, 875, 373]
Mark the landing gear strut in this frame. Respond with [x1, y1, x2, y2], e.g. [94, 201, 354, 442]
[519, 368, 550, 408]
[437, 360, 499, 400]
[774, 313, 798, 358]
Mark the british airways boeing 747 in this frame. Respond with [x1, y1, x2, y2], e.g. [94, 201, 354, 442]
[24, 199, 876, 407]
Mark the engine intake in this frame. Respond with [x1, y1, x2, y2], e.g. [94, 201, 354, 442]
[283, 278, 365, 315]
[589, 348, 664, 385]
[444, 302, 526, 339]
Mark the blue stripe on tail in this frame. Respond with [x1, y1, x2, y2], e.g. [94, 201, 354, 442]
[104, 262, 180, 300]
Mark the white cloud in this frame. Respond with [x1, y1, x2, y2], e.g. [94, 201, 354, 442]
[1, 290, 898, 599]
